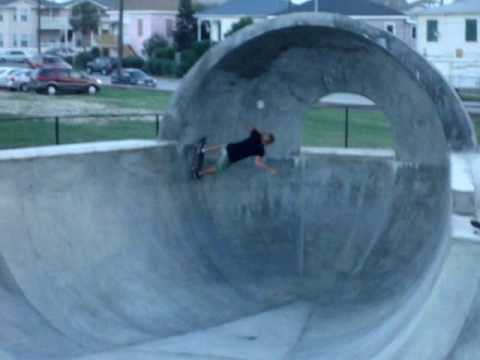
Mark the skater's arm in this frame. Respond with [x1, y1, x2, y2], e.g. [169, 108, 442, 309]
[255, 156, 277, 176]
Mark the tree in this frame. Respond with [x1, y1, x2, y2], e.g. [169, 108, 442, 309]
[372, 0, 441, 11]
[143, 34, 169, 58]
[174, 0, 197, 51]
[69, 2, 101, 52]
[371, 0, 409, 11]
[225, 17, 253, 37]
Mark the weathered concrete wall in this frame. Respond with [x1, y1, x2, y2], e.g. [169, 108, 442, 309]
[0, 141, 449, 359]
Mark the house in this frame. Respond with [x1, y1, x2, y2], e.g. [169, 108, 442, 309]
[197, 0, 416, 48]
[197, 0, 290, 42]
[0, 0, 66, 50]
[282, 0, 416, 48]
[0, 0, 179, 56]
[414, 0, 480, 88]
[54, 0, 178, 56]
[96, 0, 178, 56]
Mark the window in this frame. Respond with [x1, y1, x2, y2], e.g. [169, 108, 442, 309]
[70, 70, 83, 79]
[0, 33, 3, 48]
[466, 19, 478, 42]
[12, 34, 17, 47]
[412, 26, 417, 39]
[385, 23, 396, 35]
[20, 8, 28, 22]
[427, 19, 438, 42]
[137, 19, 143, 37]
[20, 34, 28, 47]
[0, 13, 3, 22]
[13, 11, 17, 22]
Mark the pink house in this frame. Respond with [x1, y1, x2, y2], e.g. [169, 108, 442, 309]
[103, 0, 178, 56]
[65, 0, 179, 56]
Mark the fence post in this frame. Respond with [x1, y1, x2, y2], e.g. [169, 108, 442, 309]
[344, 107, 349, 148]
[55, 117, 60, 145]
[155, 114, 160, 136]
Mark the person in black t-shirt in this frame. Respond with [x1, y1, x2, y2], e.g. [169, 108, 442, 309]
[195, 128, 276, 179]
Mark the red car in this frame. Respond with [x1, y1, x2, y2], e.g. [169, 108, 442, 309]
[31, 68, 102, 95]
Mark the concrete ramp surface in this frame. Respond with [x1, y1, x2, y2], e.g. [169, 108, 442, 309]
[1, 13, 480, 360]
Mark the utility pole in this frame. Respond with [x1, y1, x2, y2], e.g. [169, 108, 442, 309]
[314, 0, 318, 12]
[117, 0, 124, 76]
[37, 0, 41, 54]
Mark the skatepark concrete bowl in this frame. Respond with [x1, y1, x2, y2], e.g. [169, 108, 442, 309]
[0, 13, 477, 360]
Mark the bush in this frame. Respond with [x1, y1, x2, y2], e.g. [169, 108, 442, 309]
[90, 47, 101, 58]
[146, 58, 176, 76]
[176, 41, 212, 77]
[143, 34, 169, 58]
[192, 40, 211, 57]
[74, 51, 94, 69]
[122, 55, 145, 69]
[153, 47, 176, 60]
[144, 40, 211, 78]
[225, 17, 253, 37]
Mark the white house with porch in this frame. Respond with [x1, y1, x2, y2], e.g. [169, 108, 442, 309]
[414, 0, 480, 88]
[197, 0, 416, 48]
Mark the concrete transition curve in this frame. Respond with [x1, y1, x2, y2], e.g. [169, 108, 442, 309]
[0, 13, 480, 360]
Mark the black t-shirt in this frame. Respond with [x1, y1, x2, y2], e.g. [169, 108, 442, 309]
[227, 129, 265, 164]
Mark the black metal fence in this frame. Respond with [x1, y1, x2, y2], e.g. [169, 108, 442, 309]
[0, 113, 163, 150]
[0, 106, 397, 150]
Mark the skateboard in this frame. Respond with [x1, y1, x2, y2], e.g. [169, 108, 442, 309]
[191, 137, 207, 180]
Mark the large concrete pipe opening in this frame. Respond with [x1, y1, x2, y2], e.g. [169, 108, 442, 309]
[0, 13, 476, 360]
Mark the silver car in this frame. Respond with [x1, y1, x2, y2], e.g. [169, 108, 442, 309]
[7, 68, 32, 91]
[0, 68, 16, 88]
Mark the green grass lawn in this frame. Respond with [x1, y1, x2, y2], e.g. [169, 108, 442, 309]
[89, 87, 172, 112]
[0, 119, 158, 150]
[303, 107, 393, 148]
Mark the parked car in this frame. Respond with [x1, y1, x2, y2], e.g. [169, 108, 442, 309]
[86, 57, 119, 75]
[44, 47, 76, 59]
[27, 55, 72, 70]
[0, 50, 30, 63]
[7, 68, 33, 91]
[0, 68, 18, 88]
[111, 69, 157, 87]
[32, 68, 102, 95]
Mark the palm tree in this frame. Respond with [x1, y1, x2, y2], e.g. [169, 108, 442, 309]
[69, 2, 101, 52]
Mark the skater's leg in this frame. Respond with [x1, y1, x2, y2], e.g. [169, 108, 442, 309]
[203, 144, 223, 154]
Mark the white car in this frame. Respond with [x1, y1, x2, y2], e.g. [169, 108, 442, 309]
[0, 68, 17, 88]
[0, 50, 29, 63]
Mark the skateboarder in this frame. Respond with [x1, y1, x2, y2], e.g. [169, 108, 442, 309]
[193, 128, 277, 179]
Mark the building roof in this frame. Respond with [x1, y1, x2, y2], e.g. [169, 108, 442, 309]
[415, 0, 480, 15]
[200, 0, 290, 17]
[280, 0, 404, 16]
